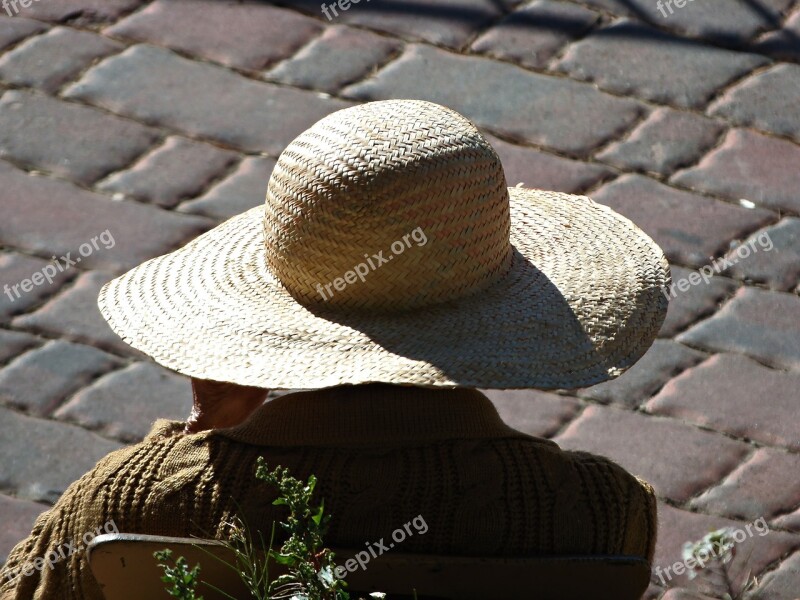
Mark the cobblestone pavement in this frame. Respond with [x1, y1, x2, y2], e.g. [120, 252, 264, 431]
[0, 1, 799, 598]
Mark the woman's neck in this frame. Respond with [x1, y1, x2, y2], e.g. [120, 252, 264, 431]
[212, 384, 536, 447]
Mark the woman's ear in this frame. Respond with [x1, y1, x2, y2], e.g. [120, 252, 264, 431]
[186, 378, 269, 433]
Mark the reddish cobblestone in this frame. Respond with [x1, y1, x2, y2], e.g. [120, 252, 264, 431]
[0, 161, 212, 273]
[642, 585, 666, 600]
[774, 509, 800, 532]
[7, 0, 142, 24]
[0, 494, 48, 563]
[485, 133, 611, 193]
[719, 219, 800, 291]
[0, 329, 39, 365]
[749, 550, 800, 600]
[54, 362, 193, 443]
[757, 10, 800, 62]
[672, 129, 800, 215]
[267, 25, 403, 93]
[659, 266, 739, 338]
[597, 108, 725, 176]
[578, 340, 707, 408]
[0, 90, 161, 185]
[591, 174, 774, 268]
[0, 340, 122, 417]
[344, 44, 644, 156]
[654, 503, 800, 591]
[12, 271, 140, 357]
[647, 353, 800, 450]
[572, 0, 794, 43]
[710, 64, 800, 143]
[659, 590, 714, 600]
[0, 27, 122, 93]
[554, 20, 767, 108]
[480, 389, 583, 438]
[555, 405, 751, 502]
[106, 0, 322, 71]
[97, 136, 239, 208]
[0, 405, 122, 504]
[178, 156, 275, 221]
[0, 252, 73, 322]
[280, 0, 504, 48]
[677, 287, 800, 371]
[65, 45, 353, 155]
[471, 0, 600, 69]
[691, 448, 800, 522]
[0, 15, 46, 51]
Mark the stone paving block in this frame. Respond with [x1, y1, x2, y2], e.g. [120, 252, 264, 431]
[691, 448, 800, 522]
[280, 0, 504, 48]
[718, 218, 800, 291]
[470, 0, 600, 69]
[0, 161, 212, 273]
[555, 404, 750, 503]
[0, 405, 122, 504]
[344, 44, 644, 157]
[0, 15, 46, 51]
[6, 0, 142, 24]
[0, 252, 72, 322]
[647, 353, 800, 451]
[757, 10, 800, 62]
[642, 584, 666, 600]
[106, 0, 322, 71]
[54, 362, 193, 443]
[0, 90, 161, 185]
[672, 129, 800, 215]
[711, 64, 800, 143]
[178, 156, 276, 220]
[749, 550, 800, 600]
[0, 340, 122, 417]
[773, 508, 800, 532]
[572, 0, 794, 43]
[653, 503, 800, 591]
[554, 19, 768, 109]
[0, 494, 48, 563]
[12, 271, 139, 357]
[0, 26, 122, 93]
[658, 590, 715, 600]
[677, 287, 800, 371]
[97, 136, 239, 208]
[591, 174, 774, 268]
[484, 133, 611, 193]
[0, 329, 39, 365]
[266, 25, 402, 93]
[480, 389, 583, 438]
[659, 266, 739, 337]
[597, 108, 725, 176]
[578, 340, 707, 408]
[65, 45, 353, 155]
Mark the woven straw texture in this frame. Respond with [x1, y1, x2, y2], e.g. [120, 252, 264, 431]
[98, 100, 670, 390]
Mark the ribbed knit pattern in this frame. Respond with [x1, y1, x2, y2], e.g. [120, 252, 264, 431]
[0, 385, 656, 600]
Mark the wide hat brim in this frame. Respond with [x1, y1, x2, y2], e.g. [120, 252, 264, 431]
[98, 187, 670, 390]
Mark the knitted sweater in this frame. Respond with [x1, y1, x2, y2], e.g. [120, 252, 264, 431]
[0, 385, 656, 600]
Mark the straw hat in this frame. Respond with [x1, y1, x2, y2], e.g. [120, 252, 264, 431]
[98, 100, 669, 390]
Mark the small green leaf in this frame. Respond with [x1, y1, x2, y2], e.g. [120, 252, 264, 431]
[312, 500, 325, 526]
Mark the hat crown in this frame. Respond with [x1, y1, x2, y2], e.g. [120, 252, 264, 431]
[264, 100, 513, 312]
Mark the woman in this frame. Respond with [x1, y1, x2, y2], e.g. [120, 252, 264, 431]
[1, 100, 669, 600]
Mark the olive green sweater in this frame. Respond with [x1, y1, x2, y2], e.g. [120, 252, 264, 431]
[0, 385, 656, 600]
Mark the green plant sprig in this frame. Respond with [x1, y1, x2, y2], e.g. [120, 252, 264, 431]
[156, 459, 391, 600]
[154, 549, 204, 600]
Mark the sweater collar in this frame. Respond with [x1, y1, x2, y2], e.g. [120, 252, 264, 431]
[212, 384, 533, 447]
